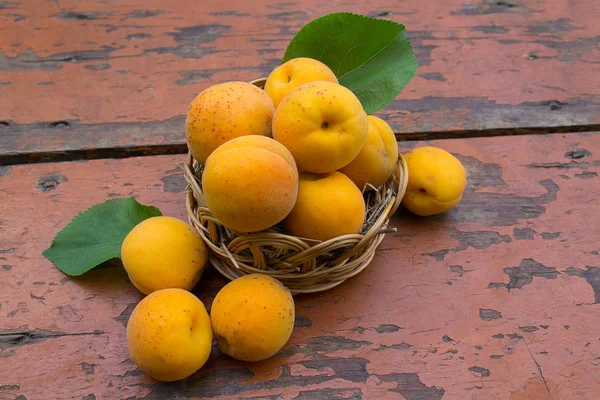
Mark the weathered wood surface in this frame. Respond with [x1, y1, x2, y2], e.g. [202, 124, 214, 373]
[1, 0, 599, 163]
[2, 132, 600, 399]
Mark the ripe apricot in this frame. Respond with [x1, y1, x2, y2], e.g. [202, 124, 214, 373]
[284, 171, 365, 241]
[340, 115, 399, 190]
[202, 135, 298, 233]
[402, 146, 467, 216]
[273, 81, 368, 173]
[210, 274, 295, 362]
[185, 81, 274, 164]
[264, 57, 338, 108]
[126, 288, 212, 381]
[121, 216, 208, 295]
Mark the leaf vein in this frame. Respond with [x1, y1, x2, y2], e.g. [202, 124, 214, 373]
[318, 25, 350, 62]
[335, 41, 369, 76]
[338, 32, 400, 80]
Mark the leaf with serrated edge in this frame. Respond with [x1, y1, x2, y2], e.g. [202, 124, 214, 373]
[283, 12, 418, 114]
[42, 198, 162, 276]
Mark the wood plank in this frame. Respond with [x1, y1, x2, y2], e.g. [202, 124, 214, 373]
[2, 132, 600, 399]
[1, 0, 599, 161]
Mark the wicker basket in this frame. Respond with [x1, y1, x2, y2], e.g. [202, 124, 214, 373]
[184, 78, 409, 294]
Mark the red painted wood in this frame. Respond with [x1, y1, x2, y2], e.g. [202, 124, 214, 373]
[1, 132, 600, 399]
[0, 0, 599, 158]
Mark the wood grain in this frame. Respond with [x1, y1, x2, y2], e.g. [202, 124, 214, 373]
[2, 132, 600, 399]
[1, 0, 599, 161]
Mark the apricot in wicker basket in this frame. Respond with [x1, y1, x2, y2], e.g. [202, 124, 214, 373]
[284, 171, 366, 241]
[185, 81, 275, 164]
[273, 80, 369, 174]
[202, 135, 299, 233]
[264, 57, 338, 108]
[340, 115, 399, 190]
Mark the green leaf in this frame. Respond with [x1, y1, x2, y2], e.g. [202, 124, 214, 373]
[43, 198, 162, 276]
[282, 12, 418, 114]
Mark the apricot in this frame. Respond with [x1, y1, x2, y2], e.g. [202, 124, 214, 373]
[264, 57, 338, 108]
[185, 81, 275, 164]
[202, 135, 298, 233]
[272, 81, 369, 173]
[340, 115, 399, 190]
[402, 146, 467, 216]
[284, 171, 365, 241]
[126, 288, 213, 382]
[211, 134, 297, 171]
[211, 274, 295, 362]
[121, 216, 208, 295]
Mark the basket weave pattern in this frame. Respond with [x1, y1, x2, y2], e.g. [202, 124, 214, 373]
[184, 79, 409, 294]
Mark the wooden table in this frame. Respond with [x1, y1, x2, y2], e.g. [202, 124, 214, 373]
[1, 1, 599, 399]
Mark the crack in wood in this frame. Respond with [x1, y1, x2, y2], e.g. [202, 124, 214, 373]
[0, 328, 105, 349]
[528, 160, 600, 169]
[524, 340, 552, 397]
[1, 123, 600, 166]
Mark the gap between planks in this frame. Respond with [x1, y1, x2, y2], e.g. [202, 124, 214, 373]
[2, 123, 600, 166]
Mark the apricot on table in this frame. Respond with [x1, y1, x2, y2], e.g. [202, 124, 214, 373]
[284, 171, 366, 241]
[126, 288, 213, 382]
[210, 274, 295, 362]
[202, 135, 298, 233]
[273, 81, 369, 173]
[264, 57, 338, 108]
[402, 146, 467, 216]
[121, 216, 208, 295]
[185, 81, 275, 164]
